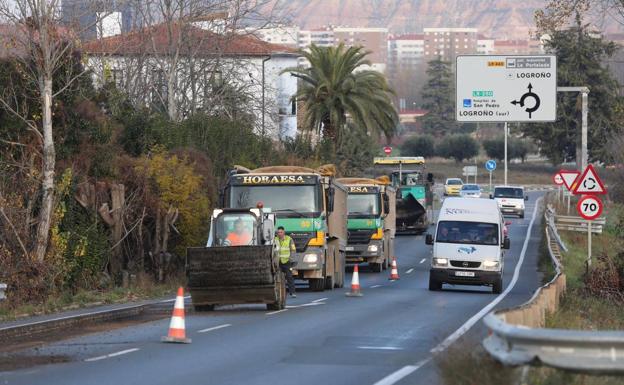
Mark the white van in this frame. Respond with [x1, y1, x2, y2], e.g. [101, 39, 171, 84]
[491, 185, 528, 218]
[425, 198, 509, 294]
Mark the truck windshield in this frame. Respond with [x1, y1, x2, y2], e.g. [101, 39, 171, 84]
[347, 193, 380, 216]
[494, 187, 523, 198]
[229, 185, 321, 215]
[436, 221, 499, 246]
[390, 171, 422, 187]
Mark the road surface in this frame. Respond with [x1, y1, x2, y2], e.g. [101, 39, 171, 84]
[0, 193, 545, 385]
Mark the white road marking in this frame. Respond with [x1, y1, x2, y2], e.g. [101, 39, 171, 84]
[372, 360, 430, 385]
[419, 258, 426, 264]
[358, 346, 403, 351]
[430, 196, 542, 354]
[406, 268, 414, 274]
[373, 197, 542, 385]
[370, 284, 382, 288]
[265, 309, 288, 315]
[286, 302, 324, 309]
[197, 324, 231, 333]
[312, 297, 328, 303]
[85, 348, 140, 362]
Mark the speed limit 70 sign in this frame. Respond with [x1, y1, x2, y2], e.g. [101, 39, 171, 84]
[577, 195, 603, 220]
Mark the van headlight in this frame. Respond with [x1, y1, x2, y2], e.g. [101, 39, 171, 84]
[482, 260, 499, 270]
[432, 258, 448, 267]
[303, 254, 318, 263]
[367, 245, 378, 252]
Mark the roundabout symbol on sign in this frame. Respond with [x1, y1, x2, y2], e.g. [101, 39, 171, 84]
[485, 159, 496, 172]
[511, 83, 541, 118]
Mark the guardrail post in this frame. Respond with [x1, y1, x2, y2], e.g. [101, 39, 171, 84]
[0, 283, 6, 301]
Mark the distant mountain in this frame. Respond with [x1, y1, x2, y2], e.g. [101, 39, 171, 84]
[264, 0, 623, 39]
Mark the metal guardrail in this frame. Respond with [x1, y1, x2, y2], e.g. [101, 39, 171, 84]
[482, 200, 624, 373]
[0, 283, 6, 301]
[555, 215, 606, 234]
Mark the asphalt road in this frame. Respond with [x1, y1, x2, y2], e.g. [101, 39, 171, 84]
[0, 193, 545, 385]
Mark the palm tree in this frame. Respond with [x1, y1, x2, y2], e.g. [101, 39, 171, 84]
[284, 44, 398, 143]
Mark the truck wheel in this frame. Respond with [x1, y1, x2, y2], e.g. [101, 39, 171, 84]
[493, 276, 503, 294]
[371, 263, 383, 273]
[194, 304, 215, 312]
[428, 275, 442, 291]
[519, 211, 525, 219]
[309, 278, 325, 292]
[324, 275, 335, 290]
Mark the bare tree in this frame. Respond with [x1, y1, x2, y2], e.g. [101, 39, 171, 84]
[0, 0, 114, 262]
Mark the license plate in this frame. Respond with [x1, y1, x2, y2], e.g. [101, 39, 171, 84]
[346, 246, 354, 251]
[455, 271, 475, 277]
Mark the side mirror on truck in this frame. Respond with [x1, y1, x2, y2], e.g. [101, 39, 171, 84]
[425, 234, 434, 245]
[382, 193, 390, 215]
[503, 237, 510, 250]
[427, 173, 434, 184]
[327, 187, 335, 213]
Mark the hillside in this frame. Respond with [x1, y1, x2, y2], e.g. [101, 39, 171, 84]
[266, 0, 622, 39]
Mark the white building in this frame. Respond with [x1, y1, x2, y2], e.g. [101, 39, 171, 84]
[83, 22, 300, 138]
[477, 35, 495, 55]
[388, 33, 424, 72]
[251, 25, 299, 48]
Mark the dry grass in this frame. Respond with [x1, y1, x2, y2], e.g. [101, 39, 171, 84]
[426, 159, 556, 187]
[0, 273, 184, 322]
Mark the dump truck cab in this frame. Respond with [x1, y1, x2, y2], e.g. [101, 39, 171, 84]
[374, 157, 433, 233]
[338, 178, 396, 273]
[221, 165, 347, 291]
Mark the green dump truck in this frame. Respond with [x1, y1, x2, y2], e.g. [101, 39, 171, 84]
[220, 165, 347, 291]
[186, 207, 286, 311]
[374, 157, 434, 234]
[337, 178, 396, 272]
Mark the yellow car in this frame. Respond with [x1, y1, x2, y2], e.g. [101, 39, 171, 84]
[444, 178, 464, 196]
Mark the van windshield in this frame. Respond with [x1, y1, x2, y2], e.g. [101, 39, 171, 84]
[494, 187, 523, 198]
[436, 221, 499, 246]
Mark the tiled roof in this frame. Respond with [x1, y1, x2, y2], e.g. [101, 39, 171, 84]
[82, 22, 299, 57]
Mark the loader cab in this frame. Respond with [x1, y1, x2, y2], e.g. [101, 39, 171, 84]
[207, 209, 275, 247]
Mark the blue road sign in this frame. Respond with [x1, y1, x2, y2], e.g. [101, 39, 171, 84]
[485, 159, 497, 172]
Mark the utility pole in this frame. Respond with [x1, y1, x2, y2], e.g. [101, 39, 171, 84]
[557, 87, 590, 171]
[504, 122, 508, 185]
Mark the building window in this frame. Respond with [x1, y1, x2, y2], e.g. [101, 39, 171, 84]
[291, 99, 297, 115]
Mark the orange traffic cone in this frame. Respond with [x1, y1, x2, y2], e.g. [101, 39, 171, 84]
[346, 265, 363, 297]
[389, 257, 400, 280]
[162, 287, 191, 344]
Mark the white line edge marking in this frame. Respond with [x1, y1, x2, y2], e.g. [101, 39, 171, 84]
[373, 197, 542, 385]
[406, 268, 414, 274]
[372, 360, 430, 385]
[265, 309, 288, 315]
[419, 258, 426, 264]
[312, 298, 328, 303]
[198, 323, 231, 333]
[358, 346, 403, 351]
[370, 284, 382, 288]
[85, 348, 140, 362]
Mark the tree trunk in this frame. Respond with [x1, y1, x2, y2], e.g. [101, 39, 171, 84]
[34, 78, 55, 262]
[167, 70, 177, 121]
[109, 184, 125, 279]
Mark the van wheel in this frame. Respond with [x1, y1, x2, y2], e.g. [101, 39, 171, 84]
[493, 277, 503, 294]
[309, 278, 325, 292]
[428, 275, 442, 291]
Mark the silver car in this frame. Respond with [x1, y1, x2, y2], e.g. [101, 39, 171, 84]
[459, 184, 482, 198]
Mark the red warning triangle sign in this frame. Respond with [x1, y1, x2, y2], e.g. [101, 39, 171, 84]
[559, 169, 580, 191]
[572, 165, 607, 195]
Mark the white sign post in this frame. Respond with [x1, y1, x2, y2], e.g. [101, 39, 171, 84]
[456, 55, 557, 122]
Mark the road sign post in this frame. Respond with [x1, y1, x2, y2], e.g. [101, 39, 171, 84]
[577, 195, 604, 268]
[553, 172, 564, 203]
[485, 160, 497, 192]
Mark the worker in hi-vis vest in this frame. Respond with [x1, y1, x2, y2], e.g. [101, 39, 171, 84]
[275, 226, 296, 297]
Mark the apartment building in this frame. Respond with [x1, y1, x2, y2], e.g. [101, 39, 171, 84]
[423, 27, 478, 61]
